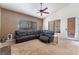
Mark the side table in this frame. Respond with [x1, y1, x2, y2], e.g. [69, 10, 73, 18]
[0, 39, 15, 48]
[52, 34, 58, 45]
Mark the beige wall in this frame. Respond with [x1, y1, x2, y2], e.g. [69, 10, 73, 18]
[0, 8, 1, 38]
[1, 8, 43, 38]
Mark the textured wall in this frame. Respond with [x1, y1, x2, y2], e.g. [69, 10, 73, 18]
[1, 8, 43, 38]
[0, 8, 1, 37]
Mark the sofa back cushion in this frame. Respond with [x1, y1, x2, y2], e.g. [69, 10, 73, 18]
[15, 30, 27, 37]
[40, 30, 54, 37]
[15, 30, 37, 37]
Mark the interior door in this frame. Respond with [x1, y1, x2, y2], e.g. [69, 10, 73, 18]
[67, 17, 75, 38]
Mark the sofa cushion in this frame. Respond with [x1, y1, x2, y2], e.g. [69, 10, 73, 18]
[16, 36, 29, 40]
[16, 30, 27, 37]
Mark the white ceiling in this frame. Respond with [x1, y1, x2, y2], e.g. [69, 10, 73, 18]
[0, 3, 70, 19]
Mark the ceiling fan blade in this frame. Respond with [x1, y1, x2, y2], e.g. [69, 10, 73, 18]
[43, 12, 49, 14]
[42, 7, 48, 11]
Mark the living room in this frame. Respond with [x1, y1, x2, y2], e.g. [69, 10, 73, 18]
[0, 3, 79, 55]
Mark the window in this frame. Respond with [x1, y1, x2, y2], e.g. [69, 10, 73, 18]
[48, 20, 60, 33]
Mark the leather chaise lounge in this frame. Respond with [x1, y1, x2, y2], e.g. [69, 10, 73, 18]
[15, 30, 54, 43]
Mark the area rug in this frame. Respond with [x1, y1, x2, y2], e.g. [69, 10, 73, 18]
[11, 39, 79, 55]
[0, 46, 11, 55]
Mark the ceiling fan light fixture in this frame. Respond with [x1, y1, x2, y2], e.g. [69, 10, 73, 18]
[37, 3, 49, 16]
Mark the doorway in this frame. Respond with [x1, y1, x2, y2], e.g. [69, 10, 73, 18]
[67, 17, 75, 38]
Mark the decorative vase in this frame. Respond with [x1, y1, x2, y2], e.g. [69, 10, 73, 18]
[7, 34, 12, 40]
[0, 37, 7, 43]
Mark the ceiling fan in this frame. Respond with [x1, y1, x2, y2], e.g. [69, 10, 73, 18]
[37, 3, 49, 16]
